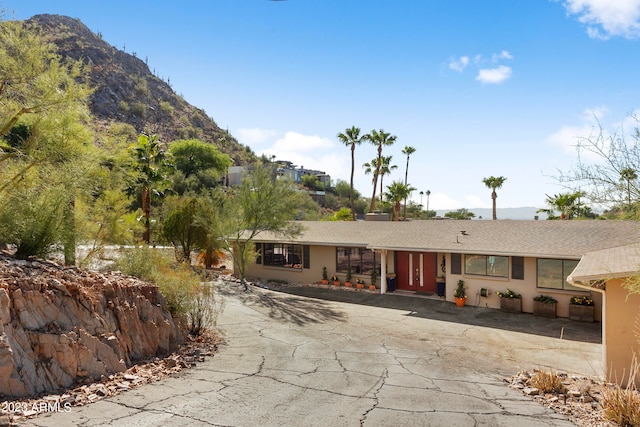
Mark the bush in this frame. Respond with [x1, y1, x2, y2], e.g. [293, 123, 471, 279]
[602, 357, 640, 426]
[114, 247, 224, 336]
[530, 370, 565, 394]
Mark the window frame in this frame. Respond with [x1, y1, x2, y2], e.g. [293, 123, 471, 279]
[536, 258, 582, 291]
[336, 246, 380, 275]
[258, 243, 306, 269]
[463, 254, 509, 278]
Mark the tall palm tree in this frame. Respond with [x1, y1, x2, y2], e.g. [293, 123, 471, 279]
[385, 181, 416, 221]
[378, 155, 397, 205]
[337, 126, 363, 220]
[364, 129, 397, 212]
[620, 167, 638, 209]
[482, 176, 507, 220]
[401, 146, 416, 219]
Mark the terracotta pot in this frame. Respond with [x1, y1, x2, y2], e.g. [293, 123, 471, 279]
[333, 281, 341, 286]
[344, 281, 352, 287]
[356, 283, 364, 289]
[455, 297, 466, 307]
[321, 279, 328, 285]
[368, 285, 376, 291]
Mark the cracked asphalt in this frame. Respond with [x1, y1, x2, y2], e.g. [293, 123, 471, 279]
[25, 280, 602, 426]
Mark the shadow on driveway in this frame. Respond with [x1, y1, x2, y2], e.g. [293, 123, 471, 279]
[217, 281, 348, 327]
[263, 284, 601, 344]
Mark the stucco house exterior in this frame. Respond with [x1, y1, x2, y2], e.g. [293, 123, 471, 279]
[568, 244, 640, 386]
[243, 220, 640, 320]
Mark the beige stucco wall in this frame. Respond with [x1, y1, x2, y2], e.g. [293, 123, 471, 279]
[441, 254, 600, 319]
[244, 245, 394, 289]
[605, 279, 640, 386]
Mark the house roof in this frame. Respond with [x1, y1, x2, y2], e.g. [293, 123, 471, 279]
[567, 243, 640, 285]
[254, 220, 640, 259]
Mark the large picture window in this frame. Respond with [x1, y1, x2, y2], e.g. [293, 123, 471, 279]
[336, 247, 380, 275]
[261, 243, 303, 269]
[464, 254, 508, 277]
[537, 259, 581, 290]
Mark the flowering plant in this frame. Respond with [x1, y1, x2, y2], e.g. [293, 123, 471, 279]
[330, 274, 339, 282]
[497, 289, 521, 299]
[356, 278, 365, 284]
[570, 296, 594, 306]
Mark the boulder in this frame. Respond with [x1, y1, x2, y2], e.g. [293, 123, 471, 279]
[0, 254, 182, 398]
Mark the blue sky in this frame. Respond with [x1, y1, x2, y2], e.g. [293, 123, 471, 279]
[4, 0, 640, 212]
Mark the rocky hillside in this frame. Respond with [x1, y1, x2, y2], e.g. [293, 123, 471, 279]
[25, 14, 255, 164]
[0, 253, 182, 398]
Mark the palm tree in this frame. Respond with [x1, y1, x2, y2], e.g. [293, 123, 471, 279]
[538, 192, 585, 220]
[482, 176, 507, 220]
[401, 146, 416, 219]
[425, 189, 431, 217]
[364, 129, 397, 212]
[132, 133, 171, 243]
[378, 155, 397, 205]
[337, 126, 363, 220]
[620, 167, 638, 209]
[385, 181, 416, 221]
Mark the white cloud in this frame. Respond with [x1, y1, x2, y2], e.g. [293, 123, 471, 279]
[546, 106, 607, 155]
[236, 128, 279, 145]
[449, 56, 470, 72]
[492, 50, 513, 61]
[563, 0, 640, 39]
[257, 131, 351, 182]
[475, 65, 512, 84]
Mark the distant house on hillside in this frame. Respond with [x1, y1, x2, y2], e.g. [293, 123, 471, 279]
[243, 219, 640, 321]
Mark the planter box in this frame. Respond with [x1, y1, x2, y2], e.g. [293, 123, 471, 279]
[500, 298, 522, 313]
[569, 304, 594, 322]
[533, 301, 556, 318]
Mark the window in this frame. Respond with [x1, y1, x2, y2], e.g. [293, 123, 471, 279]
[451, 253, 461, 275]
[511, 256, 524, 280]
[537, 259, 581, 290]
[261, 243, 304, 269]
[464, 254, 508, 277]
[336, 247, 380, 275]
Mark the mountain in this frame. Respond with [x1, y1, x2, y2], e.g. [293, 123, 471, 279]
[25, 14, 255, 164]
[434, 207, 548, 220]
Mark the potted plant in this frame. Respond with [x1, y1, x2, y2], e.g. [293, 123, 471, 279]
[533, 295, 557, 318]
[368, 269, 378, 290]
[569, 295, 595, 322]
[497, 289, 522, 313]
[344, 266, 353, 287]
[356, 278, 367, 289]
[453, 280, 466, 307]
[321, 266, 328, 285]
[365, 278, 376, 291]
[331, 274, 340, 286]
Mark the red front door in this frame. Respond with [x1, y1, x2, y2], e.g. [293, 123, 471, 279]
[395, 252, 437, 293]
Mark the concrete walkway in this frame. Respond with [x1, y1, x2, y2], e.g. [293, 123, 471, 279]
[25, 280, 602, 426]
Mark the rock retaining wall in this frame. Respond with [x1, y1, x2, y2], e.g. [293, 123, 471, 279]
[0, 254, 182, 398]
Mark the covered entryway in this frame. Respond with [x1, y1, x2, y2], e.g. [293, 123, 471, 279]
[395, 251, 437, 293]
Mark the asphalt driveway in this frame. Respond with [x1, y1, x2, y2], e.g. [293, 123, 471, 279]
[26, 279, 602, 426]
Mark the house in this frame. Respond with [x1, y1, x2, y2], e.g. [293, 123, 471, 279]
[244, 220, 640, 320]
[568, 244, 640, 386]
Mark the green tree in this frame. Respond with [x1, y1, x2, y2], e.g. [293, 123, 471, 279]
[364, 129, 397, 212]
[219, 164, 303, 291]
[337, 126, 363, 220]
[537, 192, 587, 220]
[401, 146, 416, 219]
[130, 134, 172, 243]
[168, 138, 231, 194]
[482, 176, 507, 220]
[162, 196, 213, 262]
[385, 181, 416, 221]
[0, 19, 91, 191]
[444, 208, 476, 220]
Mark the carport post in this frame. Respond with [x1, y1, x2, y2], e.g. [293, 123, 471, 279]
[380, 249, 387, 294]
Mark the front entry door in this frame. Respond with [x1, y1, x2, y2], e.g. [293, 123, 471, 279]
[396, 252, 437, 293]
